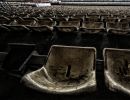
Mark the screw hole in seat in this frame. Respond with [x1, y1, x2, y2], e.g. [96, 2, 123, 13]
[66, 65, 71, 78]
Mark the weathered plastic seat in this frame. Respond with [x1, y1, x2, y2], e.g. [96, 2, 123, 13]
[103, 16, 118, 22]
[122, 16, 130, 22]
[86, 13, 100, 21]
[69, 15, 84, 21]
[120, 18, 130, 22]
[107, 22, 130, 48]
[85, 17, 101, 22]
[4, 17, 34, 31]
[3, 19, 30, 43]
[5, 19, 30, 32]
[106, 22, 130, 35]
[104, 48, 130, 96]
[31, 18, 55, 32]
[17, 18, 36, 26]
[55, 21, 80, 32]
[54, 16, 68, 22]
[54, 20, 80, 45]
[81, 22, 105, 34]
[22, 45, 96, 94]
[37, 18, 54, 27]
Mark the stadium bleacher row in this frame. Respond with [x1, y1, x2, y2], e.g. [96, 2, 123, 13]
[0, 5, 130, 56]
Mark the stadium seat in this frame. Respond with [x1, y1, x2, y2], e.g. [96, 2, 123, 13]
[55, 20, 80, 32]
[106, 22, 130, 34]
[104, 48, 130, 96]
[22, 45, 96, 94]
[80, 22, 105, 33]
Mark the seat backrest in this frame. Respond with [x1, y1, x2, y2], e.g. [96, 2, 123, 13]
[54, 16, 68, 21]
[104, 48, 130, 89]
[69, 15, 84, 21]
[106, 22, 129, 30]
[17, 18, 36, 26]
[125, 16, 130, 22]
[85, 17, 100, 22]
[82, 22, 104, 29]
[45, 45, 96, 82]
[59, 21, 80, 27]
[106, 22, 119, 29]
[37, 18, 54, 27]
[103, 16, 118, 22]
[120, 22, 129, 29]
[120, 18, 129, 22]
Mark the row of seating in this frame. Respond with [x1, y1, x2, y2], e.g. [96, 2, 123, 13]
[0, 44, 129, 95]
[6, 44, 130, 95]
[1, 15, 130, 22]
[0, 24, 129, 59]
[0, 18, 130, 34]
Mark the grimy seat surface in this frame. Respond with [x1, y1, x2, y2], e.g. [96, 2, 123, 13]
[104, 48, 130, 96]
[22, 45, 96, 94]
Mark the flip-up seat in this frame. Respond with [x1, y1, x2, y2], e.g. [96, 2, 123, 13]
[69, 15, 84, 21]
[26, 18, 54, 43]
[104, 48, 130, 96]
[79, 21, 104, 58]
[24, 18, 54, 54]
[22, 45, 96, 94]
[5, 17, 30, 31]
[3, 18, 31, 43]
[37, 18, 54, 27]
[18, 18, 36, 26]
[85, 16, 101, 22]
[33, 18, 55, 32]
[107, 22, 130, 48]
[54, 20, 80, 45]
[103, 16, 118, 23]
[120, 17, 130, 22]
[5, 18, 35, 32]
[81, 22, 105, 34]
[55, 20, 80, 32]
[106, 22, 130, 35]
